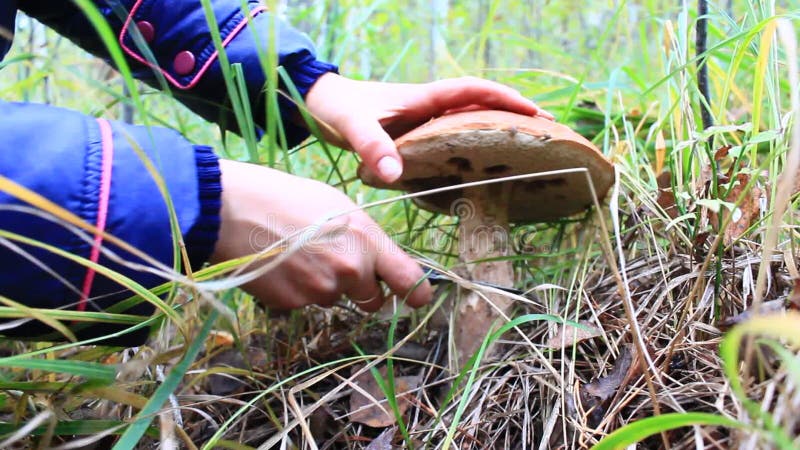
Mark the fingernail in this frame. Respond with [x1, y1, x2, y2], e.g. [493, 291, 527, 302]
[377, 156, 403, 182]
[539, 110, 556, 121]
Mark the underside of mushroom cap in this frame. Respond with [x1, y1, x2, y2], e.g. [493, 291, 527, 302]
[358, 110, 615, 222]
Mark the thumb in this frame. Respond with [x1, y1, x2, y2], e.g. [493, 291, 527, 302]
[341, 118, 403, 183]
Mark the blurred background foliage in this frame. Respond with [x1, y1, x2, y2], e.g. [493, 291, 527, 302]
[3, 0, 783, 148]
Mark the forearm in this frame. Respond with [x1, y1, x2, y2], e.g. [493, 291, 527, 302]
[18, 1, 337, 146]
[0, 101, 221, 343]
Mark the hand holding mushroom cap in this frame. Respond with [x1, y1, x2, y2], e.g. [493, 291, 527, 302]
[358, 110, 615, 369]
[304, 74, 554, 183]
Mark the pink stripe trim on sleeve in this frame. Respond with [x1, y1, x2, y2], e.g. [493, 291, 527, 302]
[119, 2, 268, 90]
[77, 119, 115, 312]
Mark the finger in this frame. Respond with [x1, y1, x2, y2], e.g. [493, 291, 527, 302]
[265, 253, 342, 309]
[442, 104, 488, 115]
[423, 77, 555, 120]
[345, 277, 385, 312]
[248, 271, 307, 310]
[340, 118, 403, 183]
[374, 240, 433, 309]
[336, 223, 386, 312]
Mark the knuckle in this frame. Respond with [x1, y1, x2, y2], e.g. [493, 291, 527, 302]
[334, 256, 362, 281]
[307, 274, 339, 298]
[391, 272, 418, 294]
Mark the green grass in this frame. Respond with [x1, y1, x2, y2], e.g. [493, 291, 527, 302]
[1, 0, 799, 448]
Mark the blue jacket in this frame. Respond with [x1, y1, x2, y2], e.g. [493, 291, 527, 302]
[0, 1, 336, 343]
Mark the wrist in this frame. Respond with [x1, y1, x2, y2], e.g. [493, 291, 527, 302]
[184, 146, 223, 270]
[302, 73, 352, 147]
[285, 58, 339, 126]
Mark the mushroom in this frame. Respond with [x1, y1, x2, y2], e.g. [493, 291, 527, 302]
[359, 110, 615, 368]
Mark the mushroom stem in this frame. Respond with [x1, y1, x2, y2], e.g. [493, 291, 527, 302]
[454, 184, 515, 369]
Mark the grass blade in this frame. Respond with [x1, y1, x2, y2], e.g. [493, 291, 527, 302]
[0, 358, 115, 383]
[593, 412, 745, 450]
[112, 309, 219, 450]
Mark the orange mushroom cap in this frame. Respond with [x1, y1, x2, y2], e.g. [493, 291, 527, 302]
[358, 110, 615, 222]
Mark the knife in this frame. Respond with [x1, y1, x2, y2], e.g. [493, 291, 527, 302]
[423, 268, 526, 296]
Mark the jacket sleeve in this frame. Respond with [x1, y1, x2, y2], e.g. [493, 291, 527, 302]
[18, 0, 338, 147]
[0, 101, 221, 344]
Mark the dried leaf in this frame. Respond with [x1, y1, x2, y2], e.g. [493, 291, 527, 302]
[579, 345, 638, 427]
[207, 349, 248, 396]
[208, 330, 235, 348]
[245, 346, 269, 369]
[692, 231, 711, 263]
[714, 145, 732, 161]
[206, 346, 268, 396]
[656, 189, 679, 219]
[365, 426, 396, 450]
[583, 345, 633, 401]
[655, 171, 679, 219]
[545, 320, 602, 349]
[710, 173, 763, 245]
[717, 299, 785, 331]
[309, 407, 334, 443]
[349, 366, 420, 428]
[656, 170, 672, 189]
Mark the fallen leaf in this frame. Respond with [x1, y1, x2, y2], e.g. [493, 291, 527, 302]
[545, 320, 602, 349]
[207, 349, 248, 396]
[348, 366, 421, 428]
[365, 426, 396, 450]
[714, 145, 732, 161]
[656, 170, 672, 190]
[579, 344, 638, 427]
[205, 346, 268, 396]
[583, 345, 633, 401]
[208, 330, 235, 348]
[692, 231, 711, 263]
[655, 171, 679, 219]
[309, 406, 334, 443]
[710, 173, 763, 245]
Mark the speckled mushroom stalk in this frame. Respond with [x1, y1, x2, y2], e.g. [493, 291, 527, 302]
[358, 110, 615, 371]
[453, 184, 515, 367]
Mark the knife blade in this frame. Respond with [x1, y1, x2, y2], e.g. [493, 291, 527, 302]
[423, 269, 526, 296]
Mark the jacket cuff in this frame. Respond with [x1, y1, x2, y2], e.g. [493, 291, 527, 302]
[285, 54, 339, 99]
[280, 54, 339, 147]
[184, 145, 222, 270]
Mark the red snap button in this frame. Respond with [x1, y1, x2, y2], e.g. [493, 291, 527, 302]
[135, 21, 155, 43]
[173, 51, 196, 76]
